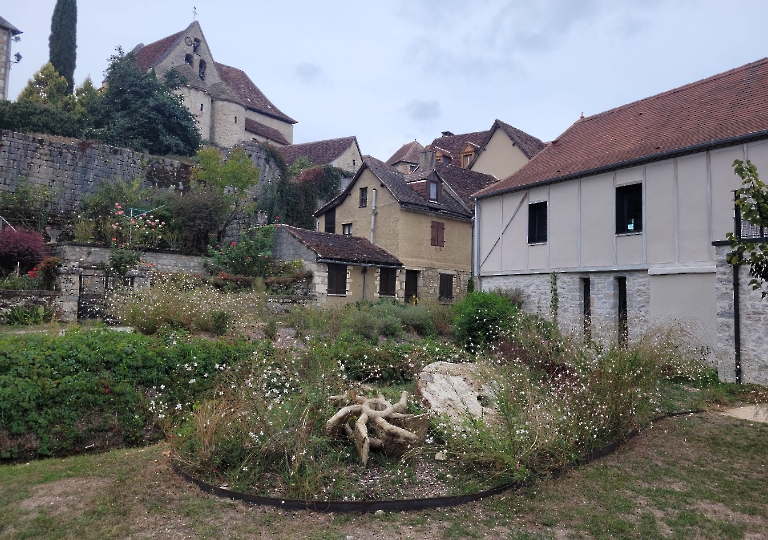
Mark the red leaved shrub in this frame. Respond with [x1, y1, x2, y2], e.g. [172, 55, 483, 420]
[0, 228, 51, 274]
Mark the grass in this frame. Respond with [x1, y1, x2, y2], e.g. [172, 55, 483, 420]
[1, 411, 766, 538]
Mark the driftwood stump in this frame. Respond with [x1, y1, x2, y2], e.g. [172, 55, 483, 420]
[326, 391, 428, 467]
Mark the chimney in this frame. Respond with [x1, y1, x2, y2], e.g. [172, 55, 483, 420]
[419, 149, 435, 171]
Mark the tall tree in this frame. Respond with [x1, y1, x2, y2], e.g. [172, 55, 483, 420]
[17, 63, 73, 110]
[49, 0, 77, 93]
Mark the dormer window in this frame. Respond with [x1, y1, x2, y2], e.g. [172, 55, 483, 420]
[429, 180, 439, 201]
[198, 59, 206, 80]
[462, 153, 473, 168]
[193, 38, 201, 54]
[185, 53, 193, 67]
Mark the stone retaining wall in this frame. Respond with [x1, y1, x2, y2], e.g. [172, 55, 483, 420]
[54, 243, 206, 275]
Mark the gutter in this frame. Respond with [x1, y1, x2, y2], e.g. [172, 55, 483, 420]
[317, 258, 401, 269]
[476, 128, 768, 201]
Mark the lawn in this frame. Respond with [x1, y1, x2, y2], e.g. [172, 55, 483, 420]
[0, 409, 766, 539]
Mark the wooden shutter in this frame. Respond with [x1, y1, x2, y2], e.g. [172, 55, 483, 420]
[325, 208, 336, 234]
[431, 221, 444, 247]
[439, 273, 453, 300]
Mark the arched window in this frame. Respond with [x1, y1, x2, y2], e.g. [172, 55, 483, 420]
[193, 38, 200, 54]
[185, 53, 193, 67]
[198, 59, 206, 80]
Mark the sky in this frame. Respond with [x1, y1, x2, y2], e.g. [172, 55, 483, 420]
[4, 1, 768, 160]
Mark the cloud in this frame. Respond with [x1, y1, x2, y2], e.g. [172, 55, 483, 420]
[403, 99, 441, 122]
[294, 62, 323, 84]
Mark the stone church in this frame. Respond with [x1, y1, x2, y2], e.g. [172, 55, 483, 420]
[132, 21, 296, 148]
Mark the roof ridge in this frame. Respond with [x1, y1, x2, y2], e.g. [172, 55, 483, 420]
[579, 57, 768, 124]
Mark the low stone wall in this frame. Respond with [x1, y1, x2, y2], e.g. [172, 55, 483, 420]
[54, 243, 206, 275]
[0, 290, 59, 324]
[479, 270, 651, 343]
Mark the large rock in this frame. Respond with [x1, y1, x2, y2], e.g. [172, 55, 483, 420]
[415, 362, 497, 424]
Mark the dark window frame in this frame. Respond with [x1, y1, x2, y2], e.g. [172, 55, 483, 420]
[616, 183, 643, 234]
[342, 223, 352, 236]
[429, 180, 439, 201]
[439, 273, 454, 300]
[324, 208, 336, 234]
[379, 267, 397, 297]
[359, 187, 368, 208]
[198, 59, 207, 81]
[327, 263, 347, 295]
[431, 221, 445, 247]
[528, 201, 548, 244]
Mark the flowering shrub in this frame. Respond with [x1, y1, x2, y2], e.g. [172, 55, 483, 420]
[107, 203, 166, 249]
[107, 272, 263, 335]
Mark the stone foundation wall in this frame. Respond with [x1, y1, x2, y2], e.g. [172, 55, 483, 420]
[410, 267, 471, 303]
[479, 270, 651, 343]
[715, 244, 768, 384]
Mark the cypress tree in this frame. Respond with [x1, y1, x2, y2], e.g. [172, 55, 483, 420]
[49, 0, 77, 93]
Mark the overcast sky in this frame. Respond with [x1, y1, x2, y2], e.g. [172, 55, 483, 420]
[4, 1, 768, 160]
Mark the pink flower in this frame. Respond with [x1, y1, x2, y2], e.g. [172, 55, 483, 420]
[130, 219, 135, 224]
[231, 241, 236, 246]
[111, 237, 117, 242]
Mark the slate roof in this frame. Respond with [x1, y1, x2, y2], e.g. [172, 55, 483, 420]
[427, 130, 489, 161]
[279, 225, 401, 266]
[386, 140, 425, 166]
[277, 136, 359, 167]
[476, 57, 768, 200]
[0, 16, 22, 35]
[244, 118, 290, 146]
[215, 63, 296, 124]
[481, 119, 546, 160]
[316, 156, 495, 221]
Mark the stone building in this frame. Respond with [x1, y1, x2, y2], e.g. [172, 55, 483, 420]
[315, 153, 497, 303]
[0, 15, 22, 101]
[277, 136, 363, 176]
[133, 21, 296, 148]
[473, 57, 768, 384]
[272, 224, 402, 306]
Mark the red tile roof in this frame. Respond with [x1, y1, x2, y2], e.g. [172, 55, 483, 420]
[386, 140, 425, 166]
[135, 30, 184, 73]
[244, 118, 290, 146]
[278, 225, 401, 266]
[476, 58, 768, 199]
[277, 137, 359, 167]
[215, 63, 296, 124]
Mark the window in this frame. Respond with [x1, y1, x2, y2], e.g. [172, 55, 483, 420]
[200, 103, 204, 112]
[192, 38, 201, 54]
[429, 181, 439, 201]
[462, 154, 473, 168]
[185, 53, 194, 67]
[379, 268, 397, 296]
[616, 183, 643, 233]
[198, 59, 206, 80]
[359, 187, 368, 207]
[431, 221, 445, 247]
[327, 264, 347, 295]
[324, 208, 336, 234]
[439, 273, 453, 300]
[342, 223, 352, 236]
[528, 202, 547, 243]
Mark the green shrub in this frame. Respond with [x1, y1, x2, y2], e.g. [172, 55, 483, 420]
[453, 292, 518, 352]
[210, 310, 230, 336]
[7, 305, 53, 325]
[0, 100, 80, 137]
[0, 328, 257, 459]
[205, 225, 276, 277]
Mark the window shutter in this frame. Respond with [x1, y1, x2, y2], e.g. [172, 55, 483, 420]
[388, 268, 396, 295]
[437, 222, 445, 247]
[431, 221, 437, 246]
[328, 264, 337, 293]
